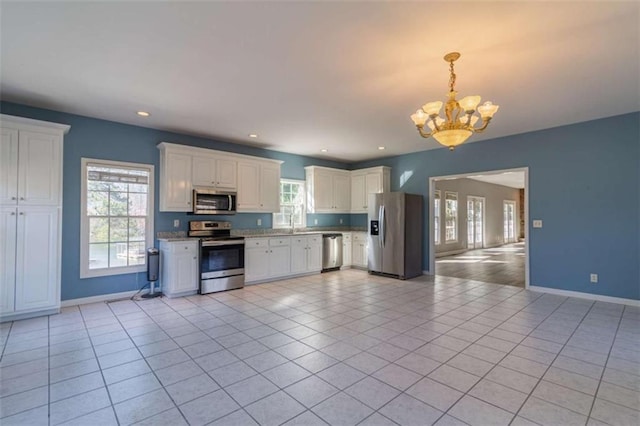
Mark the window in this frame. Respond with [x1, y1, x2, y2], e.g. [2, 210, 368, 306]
[445, 191, 458, 242]
[273, 179, 306, 229]
[504, 200, 516, 243]
[80, 159, 154, 278]
[434, 190, 441, 245]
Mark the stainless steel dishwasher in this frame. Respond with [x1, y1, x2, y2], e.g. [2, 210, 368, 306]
[322, 233, 343, 271]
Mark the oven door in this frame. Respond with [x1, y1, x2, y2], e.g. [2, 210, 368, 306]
[200, 240, 245, 293]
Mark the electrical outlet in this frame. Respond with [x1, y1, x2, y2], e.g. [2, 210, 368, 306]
[590, 273, 598, 283]
[173, 219, 180, 228]
[339, 218, 343, 224]
[257, 218, 262, 226]
[314, 219, 318, 225]
[533, 220, 543, 228]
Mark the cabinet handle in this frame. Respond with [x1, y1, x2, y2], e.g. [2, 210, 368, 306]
[11, 197, 16, 200]
[19, 212, 24, 215]
[20, 197, 25, 201]
[193, 256, 197, 260]
[11, 212, 15, 216]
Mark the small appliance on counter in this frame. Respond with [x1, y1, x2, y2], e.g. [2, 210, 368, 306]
[322, 233, 343, 272]
[189, 220, 245, 294]
[368, 192, 423, 279]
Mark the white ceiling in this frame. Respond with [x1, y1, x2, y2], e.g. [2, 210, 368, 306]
[1, 1, 638, 163]
[467, 172, 525, 189]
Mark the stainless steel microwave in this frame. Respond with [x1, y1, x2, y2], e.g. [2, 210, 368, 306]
[193, 189, 237, 215]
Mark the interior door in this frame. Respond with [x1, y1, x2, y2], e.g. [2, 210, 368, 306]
[467, 196, 485, 249]
[504, 201, 516, 243]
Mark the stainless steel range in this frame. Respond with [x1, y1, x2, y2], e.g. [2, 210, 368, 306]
[189, 221, 245, 294]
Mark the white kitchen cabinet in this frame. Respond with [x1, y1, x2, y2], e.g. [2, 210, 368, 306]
[350, 167, 390, 213]
[1, 127, 62, 207]
[237, 160, 281, 212]
[159, 150, 193, 211]
[192, 155, 237, 190]
[305, 166, 351, 213]
[341, 232, 352, 267]
[352, 232, 368, 269]
[159, 240, 199, 298]
[245, 237, 291, 283]
[0, 115, 68, 322]
[14, 206, 60, 311]
[290, 235, 322, 274]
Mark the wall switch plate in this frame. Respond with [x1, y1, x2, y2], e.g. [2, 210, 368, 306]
[314, 219, 318, 225]
[173, 219, 180, 228]
[590, 273, 598, 283]
[257, 218, 262, 226]
[339, 219, 343, 224]
[533, 220, 543, 228]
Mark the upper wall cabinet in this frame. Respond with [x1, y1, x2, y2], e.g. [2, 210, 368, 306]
[158, 142, 281, 213]
[1, 126, 62, 206]
[350, 166, 390, 213]
[237, 160, 280, 213]
[192, 155, 237, 190]
[305, 166, 351, 213]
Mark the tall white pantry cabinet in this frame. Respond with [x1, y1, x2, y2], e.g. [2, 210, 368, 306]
[0, 114, 69, 322]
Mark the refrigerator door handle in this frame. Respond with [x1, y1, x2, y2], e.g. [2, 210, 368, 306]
[380, 205, 386, 247]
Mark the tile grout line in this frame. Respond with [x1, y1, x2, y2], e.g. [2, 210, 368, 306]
[585, 304, 625, 422]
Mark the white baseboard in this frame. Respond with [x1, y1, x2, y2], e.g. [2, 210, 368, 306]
[528, 286, 640, 307]
[61, 290, 141, 307]
[1, 307, 60, 323]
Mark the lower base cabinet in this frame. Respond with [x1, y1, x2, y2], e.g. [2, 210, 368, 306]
[160, 240, 199, 298]
[352, 232, 368, 269]
[246, 234, 321, 284]
[341, 233, 352, 267]
[245, 237, 291, 282]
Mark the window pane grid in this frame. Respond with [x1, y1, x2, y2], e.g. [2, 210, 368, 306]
[274, 180, 306, 228]
[434, 190, 441, 245]
[445, 191, 458, 242]
[86, 163, 150, 271]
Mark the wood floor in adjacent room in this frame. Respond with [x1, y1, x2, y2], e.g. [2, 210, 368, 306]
[436, 243, 525, 287]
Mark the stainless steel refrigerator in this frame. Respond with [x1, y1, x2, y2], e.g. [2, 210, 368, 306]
[368, 192, 423, 279]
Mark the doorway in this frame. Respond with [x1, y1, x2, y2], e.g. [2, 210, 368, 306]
[428, 167, 529, 288]
[467, 196, 485, 249]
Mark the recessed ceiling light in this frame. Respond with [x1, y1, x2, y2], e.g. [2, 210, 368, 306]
[320, 149, 328, 153]
[136, 111, 150, 117]
[248, 134, 258, 138]
[378, 146, 386, 150]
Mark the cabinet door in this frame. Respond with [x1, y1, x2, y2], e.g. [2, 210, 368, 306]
[333, 173, 351, 212]
[269, 245, 291, 277]
[245, 247, 270, 282]
[260, 163, 280, 212]
[18, 131, 61, 206]
[313, 169, 334, 212]
[350, 174, 366, 213]
[162, 152, 193, 211]
[290, 237, 308, 274]
[0, 207, 17, 313]
[215, 158, 237, 190]
[342, 235, 352, 267]
[306, 240, 323, 272]
[172, 250, 199, 293]
[192, 156, 217, 187]
[0, 128, 19, 205]
[237, 162, 261, 211]
[364, 173, 383, 210]
[15, 207, 59, 311]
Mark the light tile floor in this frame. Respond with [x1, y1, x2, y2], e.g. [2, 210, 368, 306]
[1, 269, 639, 426]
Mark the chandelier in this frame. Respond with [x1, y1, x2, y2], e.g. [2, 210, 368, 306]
[411, 52, 499, 151]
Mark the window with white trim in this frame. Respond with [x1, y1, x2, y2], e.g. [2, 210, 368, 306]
[445, 191, 458, 242]
[273, 179, 306, 229]
[434, 190, 441, 245]
[80, 158, 154, 278]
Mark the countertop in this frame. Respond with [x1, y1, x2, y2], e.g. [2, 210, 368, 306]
[157, 228, 367, 241]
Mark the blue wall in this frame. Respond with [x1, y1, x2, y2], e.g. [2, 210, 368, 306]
[353, 113, 640, 300]
[0, 102, 350, 300]
[2, 101, 638, 301]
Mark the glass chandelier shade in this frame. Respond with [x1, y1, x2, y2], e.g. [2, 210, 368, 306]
[410, 52, 499, 151]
